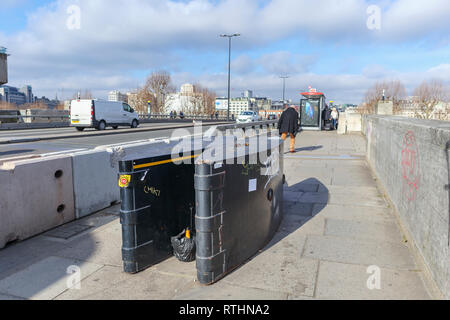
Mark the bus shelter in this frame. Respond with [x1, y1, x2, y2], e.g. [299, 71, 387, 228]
[299, 90, 326, 131]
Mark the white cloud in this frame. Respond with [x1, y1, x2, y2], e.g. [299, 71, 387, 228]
[1, 0, 449, 101]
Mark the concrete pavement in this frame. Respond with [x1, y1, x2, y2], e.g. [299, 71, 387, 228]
[0, 130, 438, 300]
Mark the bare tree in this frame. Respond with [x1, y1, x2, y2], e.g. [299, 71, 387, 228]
[0, 101, 17, 110]
[136, 71, 175, 114]
[412, 79, 449, 119]
[19, 102, 49, 110]
[362, 80, 407, 114]
[193, 84, 217, 116]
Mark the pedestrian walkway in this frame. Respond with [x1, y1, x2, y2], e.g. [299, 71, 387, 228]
[0, 131, 436, 300]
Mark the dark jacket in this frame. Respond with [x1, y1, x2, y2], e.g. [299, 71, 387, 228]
[278, 107, 299, 136]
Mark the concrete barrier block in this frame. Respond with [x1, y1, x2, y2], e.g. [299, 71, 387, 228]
[0, 155, 75, 249]
[337, 113, 347, 135]
[72, 140, 174, 220]
[346, 113, 362, 132]
[71, 150, 120, 219]
[376, 101, 394, 115]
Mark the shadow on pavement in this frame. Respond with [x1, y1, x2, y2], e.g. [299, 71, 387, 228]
[0, 209, 117, 300]
[263, 177, 328, 252]
[292, 145, 323, 153]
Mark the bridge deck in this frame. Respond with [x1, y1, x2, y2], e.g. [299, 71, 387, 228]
[0, 131, 435, 300]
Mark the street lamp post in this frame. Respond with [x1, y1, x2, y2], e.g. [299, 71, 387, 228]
[220, 33, 240, 121]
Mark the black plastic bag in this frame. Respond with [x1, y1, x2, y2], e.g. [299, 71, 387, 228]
[171, 230, 196, 262]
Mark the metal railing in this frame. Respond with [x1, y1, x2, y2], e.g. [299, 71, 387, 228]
[0, 113, 233, 122]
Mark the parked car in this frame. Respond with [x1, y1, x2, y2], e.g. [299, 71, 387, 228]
[70, 99, 139, 131]
[236, 111, 259, 123]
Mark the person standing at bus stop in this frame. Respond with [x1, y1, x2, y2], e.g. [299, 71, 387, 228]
[278, 105, 299, 153]
[331, 107, 339, 130]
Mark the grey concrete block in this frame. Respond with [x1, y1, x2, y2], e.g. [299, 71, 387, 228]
[0, 155, 75, 249]
[0, 256, 103, 300]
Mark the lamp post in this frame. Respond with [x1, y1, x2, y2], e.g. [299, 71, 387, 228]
[220, 33, 240, 121]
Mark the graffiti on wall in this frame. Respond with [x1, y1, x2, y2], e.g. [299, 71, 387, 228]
[401, 131, 420, 202]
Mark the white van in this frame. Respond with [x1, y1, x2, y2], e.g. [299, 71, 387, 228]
[70, 99, 139, 131]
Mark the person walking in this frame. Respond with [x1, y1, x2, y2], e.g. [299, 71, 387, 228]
[331, 107, 339, 130]
[278, 105, 299, 153]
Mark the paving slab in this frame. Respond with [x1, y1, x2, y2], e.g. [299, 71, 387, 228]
[0, 293, 25, 300]
[299, 192, 329, 204]
[223, 253, 319, 297]
[55, 265, 138, 300]
[54, 220, 123, 267]
[315, 261, 431, 300]
[284, 202, 314, 217]
[325, 218, 404, 244]
[303, 235, 417, 270]
[0, 256, 103, 300]
[312, 204, 395, 222]
[174, 282, 289, 300]
[74, 269, 196, 300]
[0, 237, 69, 281]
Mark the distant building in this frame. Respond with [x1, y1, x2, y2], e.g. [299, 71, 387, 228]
[253, 97, 272, 110]
[271, 100, 288, 110]
[34, 96, 60, 109]
[165, 83, 202, 114]
[108, 90, 127, 102]
[215, 91, 271, 117]
[0, 85, 33, 105]
[243, 90, 253, 98]
[0, 47, 7, 85]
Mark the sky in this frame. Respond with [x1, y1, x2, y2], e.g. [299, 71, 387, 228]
[0, 0, 449, 104]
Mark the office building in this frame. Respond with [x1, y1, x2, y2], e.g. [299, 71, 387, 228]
[108, 90, 127, 102]
[165, 83, 202, 114]
[0, 47, 7, 85]
[0, 85, 33, 106]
